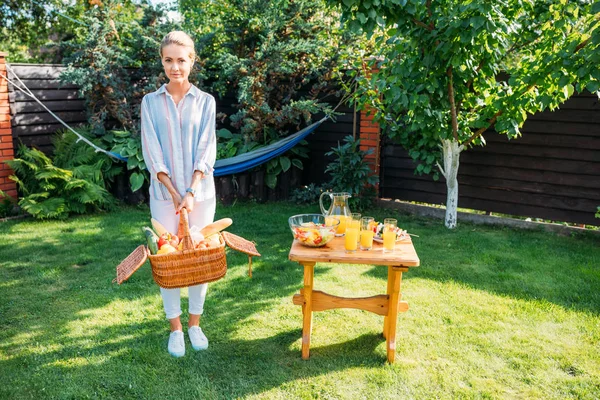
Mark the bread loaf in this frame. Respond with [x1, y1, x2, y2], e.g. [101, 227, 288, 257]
[200, 218, 233, 237]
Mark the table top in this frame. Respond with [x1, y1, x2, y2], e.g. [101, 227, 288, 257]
[289, 236, 420, 267]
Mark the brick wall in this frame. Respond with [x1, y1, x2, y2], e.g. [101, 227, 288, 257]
[358, 64, 381, 188]
[0, 52, 17, 200]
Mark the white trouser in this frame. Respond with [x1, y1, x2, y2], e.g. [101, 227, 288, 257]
[150, 196, 216, 320]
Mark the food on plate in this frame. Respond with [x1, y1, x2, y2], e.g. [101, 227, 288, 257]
[371, 221, 407, 242]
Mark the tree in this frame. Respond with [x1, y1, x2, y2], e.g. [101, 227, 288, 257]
[336, 0, 600, 228]
[0, 0, 111, 62]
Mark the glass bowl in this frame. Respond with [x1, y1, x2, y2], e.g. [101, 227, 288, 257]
[288, 214, 340, 247]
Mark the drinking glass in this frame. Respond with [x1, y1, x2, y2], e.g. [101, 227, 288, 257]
[350, 213, 361, 230]
[360, 217, 374, 251]
[382, 218, 397, 253]
[344, 216, 359, 253]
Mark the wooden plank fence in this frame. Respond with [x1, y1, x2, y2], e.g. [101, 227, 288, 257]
[7, 63, 85, 154]
[7, 63, 599, 225]
[380, 92, 600, 225]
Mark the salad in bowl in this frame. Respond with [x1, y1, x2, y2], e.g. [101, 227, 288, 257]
[289, 214, 339, 247]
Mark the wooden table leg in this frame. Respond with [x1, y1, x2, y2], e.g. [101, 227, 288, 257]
[386, 267, 402, 363]
[302, 263, 315, 360]
[383, 266, 393, 339]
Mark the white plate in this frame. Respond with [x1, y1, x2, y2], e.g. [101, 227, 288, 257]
[373, 234, 409, 243]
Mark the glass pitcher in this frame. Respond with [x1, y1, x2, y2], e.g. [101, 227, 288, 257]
[319, 192, 352, 236]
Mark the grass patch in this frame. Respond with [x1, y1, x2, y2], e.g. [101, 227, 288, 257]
[1, 201, 599, 399]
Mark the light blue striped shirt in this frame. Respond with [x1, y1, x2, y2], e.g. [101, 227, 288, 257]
[141, 84, 216, 202]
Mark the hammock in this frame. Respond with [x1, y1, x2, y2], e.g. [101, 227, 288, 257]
[2, 65, 328, 176]
[213, 117, 327, 177]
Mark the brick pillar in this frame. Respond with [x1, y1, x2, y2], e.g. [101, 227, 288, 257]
[0, 52, 18, 200]
[358, 65, 381, 189]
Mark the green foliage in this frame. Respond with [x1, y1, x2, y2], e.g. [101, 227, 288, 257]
[596, 206, 600, 219]
[183, 0, 349, 140]
[52, 126, 122, 187]
[0, 1, 148, 63]
[0, 190, 18, 218]
[4, 144, 115, 219]
[216, 128, 260, 160]
[0, 0, 85, 63]
[336, 0, 600, 175]
[324, 135, 378, 211]
[183, 0, 368, 186]
[290, 183, 333, 205]
[105, 130, 147, 192]
[60, 1, 175, 135]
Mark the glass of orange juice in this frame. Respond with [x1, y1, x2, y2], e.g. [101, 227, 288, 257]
[350, 213, 361, 229]
[382, 218, 397, 253]
[360, 217, 374, 251]
[344, 216, 359, 253]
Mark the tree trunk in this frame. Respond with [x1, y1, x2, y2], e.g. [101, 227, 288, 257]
[441, 139, 464, 229]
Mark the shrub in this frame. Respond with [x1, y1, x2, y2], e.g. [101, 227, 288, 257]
[324, 135, 378, 212]
[290, 183, 333, 205]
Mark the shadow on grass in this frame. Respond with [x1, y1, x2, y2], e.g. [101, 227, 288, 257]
[0, 314, 386, 399]
[362, 223, 600, 314]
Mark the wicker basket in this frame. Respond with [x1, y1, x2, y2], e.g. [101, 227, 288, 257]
[115, 209, 261, 287]
[148, 208, 227, 289]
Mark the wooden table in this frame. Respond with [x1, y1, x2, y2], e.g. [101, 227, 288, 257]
[288, 236, 420, 363]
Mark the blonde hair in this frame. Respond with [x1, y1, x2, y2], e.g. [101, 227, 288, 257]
[160, 31, 196, 61]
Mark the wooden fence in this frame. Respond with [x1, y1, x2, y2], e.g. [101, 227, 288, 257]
[7, 64, 84, 154]
[380, 91, 600, 225]
[7, 63, 599, 225]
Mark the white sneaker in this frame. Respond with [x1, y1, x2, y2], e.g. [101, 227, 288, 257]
[188, 326, 209, 351]
[168, 330, 185, 357]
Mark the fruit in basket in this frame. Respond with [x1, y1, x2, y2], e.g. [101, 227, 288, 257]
[158, 233, 179, 249]
[157, 244, 177, 255]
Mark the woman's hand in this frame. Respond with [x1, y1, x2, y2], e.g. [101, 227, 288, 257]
[177, 193, 195, 213]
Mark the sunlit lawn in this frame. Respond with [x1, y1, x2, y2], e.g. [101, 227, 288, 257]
[1, 201, 599, 399]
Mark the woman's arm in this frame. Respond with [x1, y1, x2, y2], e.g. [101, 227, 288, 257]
[193, 96, 217, 175]
[140, 97, 171, 181]
[157, 172, 182, 211]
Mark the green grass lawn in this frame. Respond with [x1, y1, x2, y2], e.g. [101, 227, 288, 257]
[1, 201, 599, 399]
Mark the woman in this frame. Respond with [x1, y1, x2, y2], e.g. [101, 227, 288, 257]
[141, 31, 216, 357]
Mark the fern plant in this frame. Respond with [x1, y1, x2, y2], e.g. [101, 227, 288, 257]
[5, 144, 116, 219]
[52, 126, 122, 187]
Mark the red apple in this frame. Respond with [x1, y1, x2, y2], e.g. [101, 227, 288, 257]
[158, 233, 172, 249]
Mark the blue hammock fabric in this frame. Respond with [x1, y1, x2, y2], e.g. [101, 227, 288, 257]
[212, 116, 327, 177]
[108, 116, 327, 175]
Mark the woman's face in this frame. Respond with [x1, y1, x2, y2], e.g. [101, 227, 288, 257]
[161, 44, 193, 83]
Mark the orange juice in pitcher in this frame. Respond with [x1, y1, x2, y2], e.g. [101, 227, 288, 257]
[319, 192, 352, 236]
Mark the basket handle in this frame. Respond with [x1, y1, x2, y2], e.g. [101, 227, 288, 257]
[178, 208, 195, 251]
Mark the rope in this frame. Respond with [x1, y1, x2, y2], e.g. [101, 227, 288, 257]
[0, 65, 126, 161]
[29, 0, 89, 27]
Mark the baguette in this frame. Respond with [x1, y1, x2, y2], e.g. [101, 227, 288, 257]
[200, 218, 233, 237]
